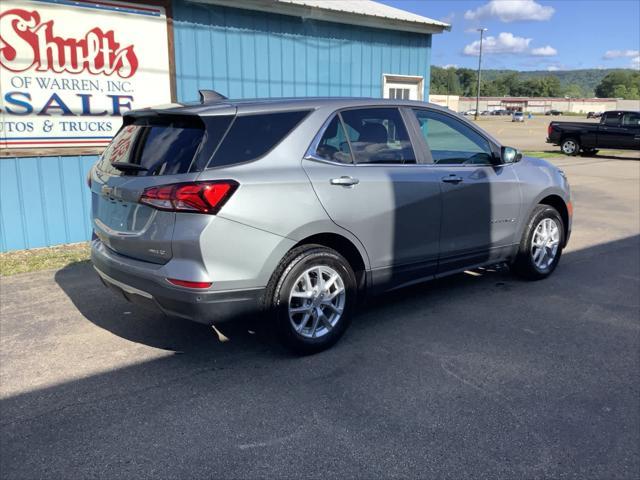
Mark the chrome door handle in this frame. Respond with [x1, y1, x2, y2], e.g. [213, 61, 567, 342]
[330, 176, 359, 186]
[441, 175, 463, 184]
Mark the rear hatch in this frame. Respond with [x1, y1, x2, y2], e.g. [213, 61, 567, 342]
[91, 109, 233, 264]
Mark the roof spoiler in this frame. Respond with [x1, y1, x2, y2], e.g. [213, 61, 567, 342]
[199, 90, 228, 103]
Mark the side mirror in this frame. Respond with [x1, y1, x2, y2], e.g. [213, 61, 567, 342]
[500, 146, 522, 164]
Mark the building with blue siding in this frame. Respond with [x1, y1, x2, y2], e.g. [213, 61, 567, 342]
[0, 0, 448, 252]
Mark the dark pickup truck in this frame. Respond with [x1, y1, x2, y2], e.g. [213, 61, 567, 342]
[547, 110, 640, 155]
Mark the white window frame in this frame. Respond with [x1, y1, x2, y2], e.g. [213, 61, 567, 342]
[382, 74, 424, 101]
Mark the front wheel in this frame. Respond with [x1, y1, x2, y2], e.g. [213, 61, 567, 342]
[561, 138, 580, 156]
[267, 245, 356, 354]
[511, 205, 565, 280]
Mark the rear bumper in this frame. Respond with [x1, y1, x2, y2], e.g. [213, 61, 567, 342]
[91, 240, 265, 325]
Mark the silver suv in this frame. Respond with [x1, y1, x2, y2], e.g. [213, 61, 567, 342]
[90, 92, 572, 353]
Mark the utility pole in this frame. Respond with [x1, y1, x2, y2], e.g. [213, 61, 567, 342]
[474, 28, 487, 121]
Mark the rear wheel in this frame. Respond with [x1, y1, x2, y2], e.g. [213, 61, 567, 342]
[266, 245, 356, 354]
[512, 205, 564, 280]
[561, 138, 580, 156]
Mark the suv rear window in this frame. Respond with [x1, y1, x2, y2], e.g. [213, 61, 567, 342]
[210, 110, 309, 168]
[99, 116, 215, 176]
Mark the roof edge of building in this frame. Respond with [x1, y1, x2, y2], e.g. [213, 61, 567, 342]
[190, 0, 451, 34]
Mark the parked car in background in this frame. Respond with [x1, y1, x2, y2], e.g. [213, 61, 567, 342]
[90, 92, 572, 353]
[547, 110, 640, 155]
[512, 111, 525, 122]
[480, 110, 491, 116]
[587, 111, 603, 119]
[545, 110, 563, 116]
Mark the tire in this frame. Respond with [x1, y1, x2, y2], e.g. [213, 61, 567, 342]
[581, 148, 599, 157]
[560, 138, 580, 156]
[265, 244, 357, 354]
[511, 205, 565, 280]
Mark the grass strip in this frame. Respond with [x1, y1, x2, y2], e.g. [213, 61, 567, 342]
[0, 242, 90, 276]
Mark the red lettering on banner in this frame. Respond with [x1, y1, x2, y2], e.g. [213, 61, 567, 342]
[0, 8, 138, 78]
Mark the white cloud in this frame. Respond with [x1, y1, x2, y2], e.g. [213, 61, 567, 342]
[441, 64, 458, 69]
[531, 45, 558, 56]
[463, 32, 531, 56]
[603, 49, 640, 59]
[546, 66, 559, 71]
[464, 0, 555, 23]
[631, 56, 640, 70]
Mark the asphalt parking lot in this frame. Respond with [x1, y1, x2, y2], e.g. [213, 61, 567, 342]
[1, 155, 639, 479]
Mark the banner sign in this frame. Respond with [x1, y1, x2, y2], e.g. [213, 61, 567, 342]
[0, 0, 171, 151]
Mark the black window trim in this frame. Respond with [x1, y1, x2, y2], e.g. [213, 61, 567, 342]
[192, 113, 236, 172]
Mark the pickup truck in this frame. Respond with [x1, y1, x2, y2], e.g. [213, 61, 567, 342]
[547, 110, 640, 155]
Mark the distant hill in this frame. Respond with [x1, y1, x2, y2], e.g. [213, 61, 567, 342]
[431, 67, 638, 98]
[480, 69, 631, 96]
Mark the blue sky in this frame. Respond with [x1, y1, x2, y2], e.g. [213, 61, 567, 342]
[379, 0, 640, 71]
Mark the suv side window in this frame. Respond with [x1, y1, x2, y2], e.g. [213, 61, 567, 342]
[339, 108, 416, 165]
[314, 116, 353, 164]
[622, 112, 640, 126]
[412, 109, 493, 165]
[211, 110, 309, 167]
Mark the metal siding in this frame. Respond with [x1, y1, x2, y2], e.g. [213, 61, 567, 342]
[0, 156, 96, 252]
[172, 1, 432, 102]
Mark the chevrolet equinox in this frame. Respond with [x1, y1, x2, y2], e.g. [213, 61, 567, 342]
[90, 92, 572, 353]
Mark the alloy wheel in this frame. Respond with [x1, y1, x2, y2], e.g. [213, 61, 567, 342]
[531, 218, 561, 270]
[288, 266, 346, 339]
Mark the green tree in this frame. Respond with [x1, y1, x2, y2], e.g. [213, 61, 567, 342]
[563, 83, 585, 98]
[612, 84, 628, 98]
[430, 66, 449, 95]
[595, 71, 640, 99]
[445, 69, 462, 95]
[494, 72, 520, 96]
[456, 68, 477, 96]
[543, 76, 562, 97]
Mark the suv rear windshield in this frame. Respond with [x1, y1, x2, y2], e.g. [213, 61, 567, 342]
[98, 115, 216, 176]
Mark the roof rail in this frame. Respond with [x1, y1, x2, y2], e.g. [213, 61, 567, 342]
[199, 90, 228, 103]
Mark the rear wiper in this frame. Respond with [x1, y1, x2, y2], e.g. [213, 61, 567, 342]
[111, 162, 148, 172]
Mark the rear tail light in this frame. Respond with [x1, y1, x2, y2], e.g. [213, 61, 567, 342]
[167, 278, 212, 289]
[140, 181, 238, 214]
[547, 123, 553, 137]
